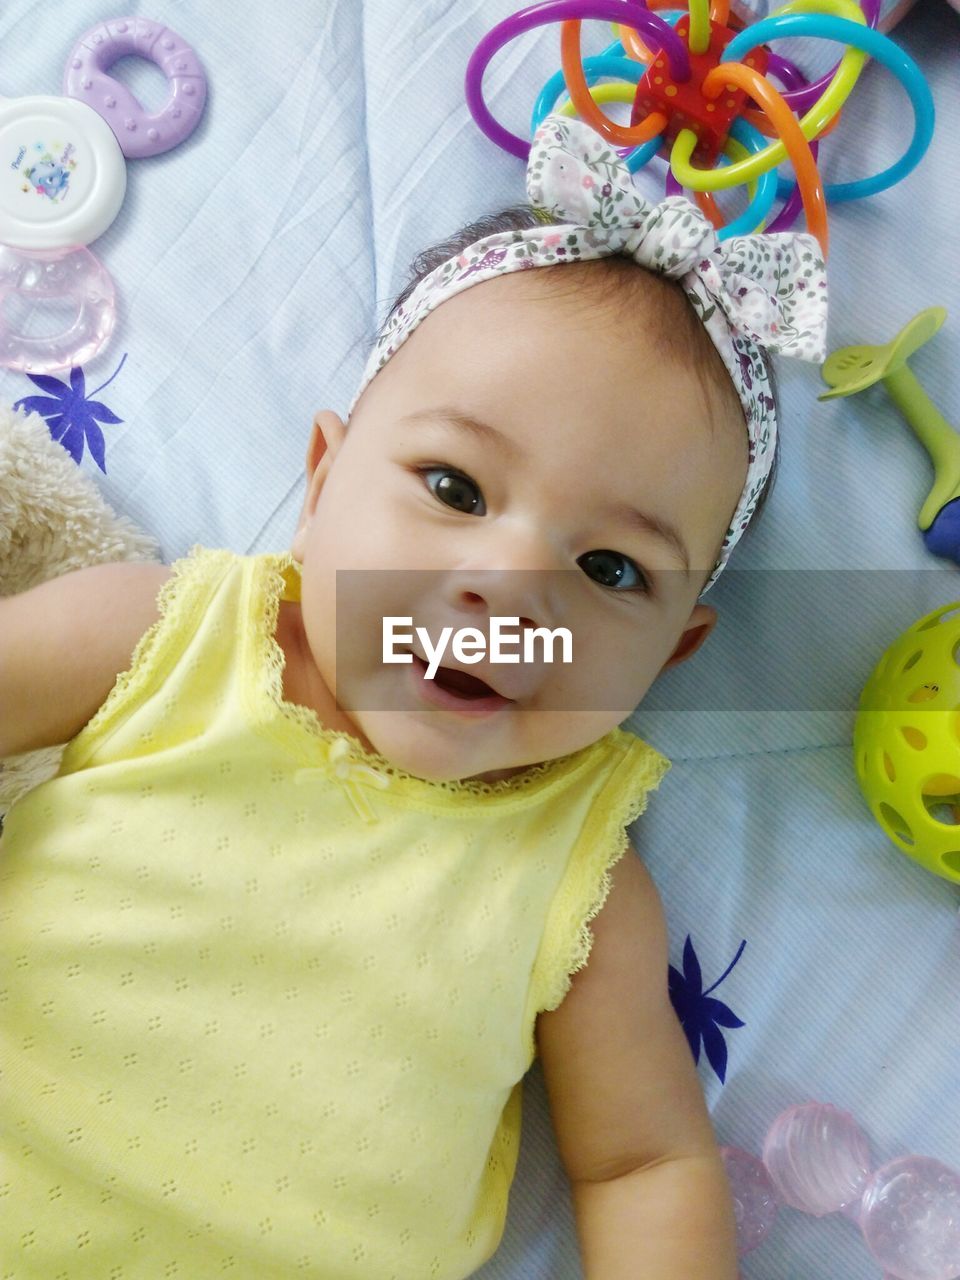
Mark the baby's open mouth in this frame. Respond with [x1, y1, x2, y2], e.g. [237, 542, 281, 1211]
[409, 652, 501, 700]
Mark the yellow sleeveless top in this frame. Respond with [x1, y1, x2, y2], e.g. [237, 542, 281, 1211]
[0, 547, 670, 1280]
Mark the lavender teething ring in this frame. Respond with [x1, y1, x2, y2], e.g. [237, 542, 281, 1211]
[63, 16, 206, 159]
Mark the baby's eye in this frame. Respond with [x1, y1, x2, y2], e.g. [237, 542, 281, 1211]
[418, 466, 486, 515]
[578, 549, 650, 595]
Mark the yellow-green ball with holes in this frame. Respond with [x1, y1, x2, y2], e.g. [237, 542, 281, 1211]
[854, 601, 960, 883]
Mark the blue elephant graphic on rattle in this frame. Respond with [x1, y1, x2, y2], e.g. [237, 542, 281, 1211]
[24, 157, 71, 202]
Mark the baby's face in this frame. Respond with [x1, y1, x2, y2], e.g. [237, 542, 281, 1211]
[291, 270, 747, 784]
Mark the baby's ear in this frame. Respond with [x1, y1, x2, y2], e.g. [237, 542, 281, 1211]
[292, 411, 348, 559]
[305, 410, 347, 478]
[659, 603, 717, 672]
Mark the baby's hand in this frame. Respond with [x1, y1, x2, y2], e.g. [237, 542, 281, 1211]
[0, 561, 171, 757]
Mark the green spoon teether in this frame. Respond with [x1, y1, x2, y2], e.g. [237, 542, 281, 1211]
[820, 307, 960, 539]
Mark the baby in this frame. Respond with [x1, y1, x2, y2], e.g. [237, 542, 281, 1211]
[0, 115, 826, 1279]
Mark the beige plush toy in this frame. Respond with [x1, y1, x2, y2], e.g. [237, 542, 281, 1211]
[0, 405, 161, 819]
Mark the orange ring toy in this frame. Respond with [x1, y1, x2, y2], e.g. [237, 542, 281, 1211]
[561, 19, 667, 144]
[700, 61, 828, 254]
[694, 188, 725, 228]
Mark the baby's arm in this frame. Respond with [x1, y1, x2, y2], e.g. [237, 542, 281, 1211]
[535, 844, 738, 1280]
[0, 562, 172, 757]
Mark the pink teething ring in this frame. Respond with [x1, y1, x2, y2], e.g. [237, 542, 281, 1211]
[0, 245, 115, 374]
[63, 16, 206, 159]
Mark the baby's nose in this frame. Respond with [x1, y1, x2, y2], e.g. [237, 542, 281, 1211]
[449, 568, 567, 637]
[446, 524, 572, 631]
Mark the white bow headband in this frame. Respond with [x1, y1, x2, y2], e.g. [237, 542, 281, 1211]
[350, 112, 828, 592]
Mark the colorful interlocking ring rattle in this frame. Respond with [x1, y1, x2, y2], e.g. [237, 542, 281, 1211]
[0, 16, 206, 374]
[465, 0, 935, 256]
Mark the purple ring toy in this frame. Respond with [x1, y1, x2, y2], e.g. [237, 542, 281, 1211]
[466, 0, 689, 161]
[63, 16, 207, 160]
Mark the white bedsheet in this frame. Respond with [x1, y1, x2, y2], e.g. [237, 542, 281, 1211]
[1, 2, 957, 1276]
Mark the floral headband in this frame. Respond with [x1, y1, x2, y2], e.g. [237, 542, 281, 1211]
[349, 112, 828, 593]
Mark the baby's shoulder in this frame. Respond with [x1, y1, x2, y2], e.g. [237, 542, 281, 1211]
[0, 560, 173, 757]
[549, 841, 668, 1015]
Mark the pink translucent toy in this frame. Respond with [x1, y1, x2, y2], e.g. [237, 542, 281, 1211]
[763, 1101, 873, 1216]
[0, 245, 115, 374]
[721, 1102, 960, 1280]
[720, 1146, 780, 1256]
[862, 1158, 960, 1280]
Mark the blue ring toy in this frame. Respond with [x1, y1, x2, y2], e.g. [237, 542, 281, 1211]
[720, 118, 779, 238]
[724, 14, 935, 202]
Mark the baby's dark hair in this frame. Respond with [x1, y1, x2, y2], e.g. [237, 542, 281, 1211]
[375, 204, 780, 540]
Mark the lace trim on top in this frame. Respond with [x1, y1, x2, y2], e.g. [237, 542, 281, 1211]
[61, 547, 236, 771]
[246, 550, 645, 805]
[531, 742, 671, 1019]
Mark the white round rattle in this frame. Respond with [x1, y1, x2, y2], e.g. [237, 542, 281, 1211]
[0, 16, 206, 373]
